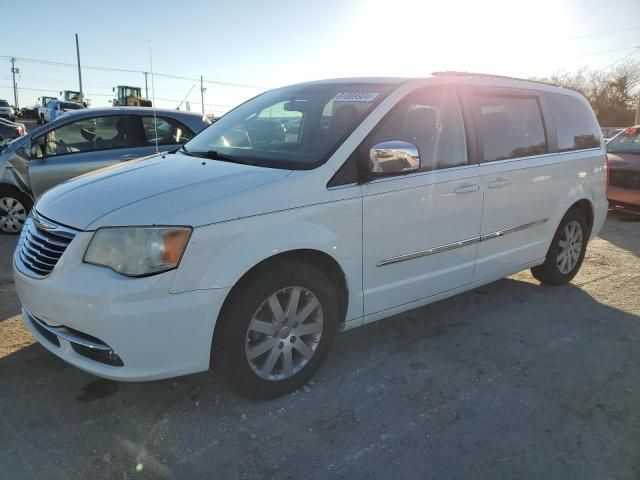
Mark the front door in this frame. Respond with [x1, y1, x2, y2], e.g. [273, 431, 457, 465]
[361, 87, 483, 316]
[28, 114, 152, 198]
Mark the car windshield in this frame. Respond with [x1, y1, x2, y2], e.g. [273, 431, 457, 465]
[606, 127, 640, 153]
[60, 102, 83, 110]
[0, 100, 9, 107]
[183, 82, 394, 169]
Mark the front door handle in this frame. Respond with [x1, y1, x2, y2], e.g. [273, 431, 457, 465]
[454, 183, 480, 194]
[488, 177, 510, 188]
[120, 154, 138, 162]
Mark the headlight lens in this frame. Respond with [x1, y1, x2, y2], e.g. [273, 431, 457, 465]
[84, 227, 192, 277]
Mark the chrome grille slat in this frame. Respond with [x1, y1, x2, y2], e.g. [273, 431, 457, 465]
[16, 211, 77, 278]
[27, 228, 69, 249]
[25, 235, 64, 258]
[21, 247, 57, 267]
[22, 243, 59, 262]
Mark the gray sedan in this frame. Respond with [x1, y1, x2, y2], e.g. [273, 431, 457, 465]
[0, 107, 210, 233]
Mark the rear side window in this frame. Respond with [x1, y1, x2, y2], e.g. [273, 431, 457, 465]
[547, 93, 601, 151]
[142, 116, 195, 146]
[473, 95, 547, 162]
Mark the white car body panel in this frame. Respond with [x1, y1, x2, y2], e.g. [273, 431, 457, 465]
[13, 75, 608, 381]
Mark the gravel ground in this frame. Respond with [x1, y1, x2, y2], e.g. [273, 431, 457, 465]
[0, 213, 639, 479]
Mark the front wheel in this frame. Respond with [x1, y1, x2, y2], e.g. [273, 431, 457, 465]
[0, 190, 32, 234]
[531, 209, 589, 285]
[214, 262, 339, 399]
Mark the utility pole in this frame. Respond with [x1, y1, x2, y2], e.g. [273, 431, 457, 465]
[75, 34, 84, 103]
[144, 72, 149, 99]
[200, 75, 206, 116]
[10, 57, 19, 109]
[635, 94, 640, 125]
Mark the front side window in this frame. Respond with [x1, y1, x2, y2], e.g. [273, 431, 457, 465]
[142, 116, 194, 146]
[474, 95, 547, 162]
[606, 126, 640, 154]
[183, 83, 393, 169]
[31, 115, 139, 158]
[362, 87, 468, 173]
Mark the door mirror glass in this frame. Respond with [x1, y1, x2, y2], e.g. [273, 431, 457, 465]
[29, 139, 45, 159]
[368, 141, 420, 176]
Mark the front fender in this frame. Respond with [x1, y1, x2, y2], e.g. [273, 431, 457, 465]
[170, 198, 364, 322]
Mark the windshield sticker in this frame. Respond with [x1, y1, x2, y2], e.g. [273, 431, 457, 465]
[332, 92, 379, 103]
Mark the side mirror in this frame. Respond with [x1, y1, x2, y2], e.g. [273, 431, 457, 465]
[29, 142, 45, 159]
[367, 141, 420, 177]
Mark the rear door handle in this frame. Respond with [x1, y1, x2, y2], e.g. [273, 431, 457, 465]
[488, 177, 510, 189]
[454, 183, 480, 194]
[120, 154, 138, 162]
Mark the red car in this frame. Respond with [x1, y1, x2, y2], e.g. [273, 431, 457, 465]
[607, 125, 640, 215]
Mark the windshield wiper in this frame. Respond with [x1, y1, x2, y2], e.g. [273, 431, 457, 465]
[184, 148, 254, 165]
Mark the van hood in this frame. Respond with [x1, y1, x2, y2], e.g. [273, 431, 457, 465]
[36, 152, 291, 230]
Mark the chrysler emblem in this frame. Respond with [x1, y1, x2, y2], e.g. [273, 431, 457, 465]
[32, 213, 56, 231]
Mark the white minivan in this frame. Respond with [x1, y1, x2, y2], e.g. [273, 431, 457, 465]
[13, 73, 608, 398]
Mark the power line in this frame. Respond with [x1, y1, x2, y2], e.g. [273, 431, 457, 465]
[601, 47, 640, 72]
[0, 85, 234, 109]
[561, 26, 640, 42]
[571, 46, 640, 58]
[1, 55, 268, 89]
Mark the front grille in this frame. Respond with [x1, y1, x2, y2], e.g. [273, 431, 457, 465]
[610, 169, 640, 190]
[18, 211, 76, 277]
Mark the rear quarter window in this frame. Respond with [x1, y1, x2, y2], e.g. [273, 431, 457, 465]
[547, 93, 601, 151]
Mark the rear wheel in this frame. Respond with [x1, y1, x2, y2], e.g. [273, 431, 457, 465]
[531, 209, 589, 285]
[214, 262, 339, 399]
[0, 190, 32, 234]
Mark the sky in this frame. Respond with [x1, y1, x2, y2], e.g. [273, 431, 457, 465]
[1, 0, 639, 115]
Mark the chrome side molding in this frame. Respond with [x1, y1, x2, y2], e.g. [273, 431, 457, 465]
[377, 236, 480, 267]
[479, 218, 547, 241]
[377, 218, 548, 267]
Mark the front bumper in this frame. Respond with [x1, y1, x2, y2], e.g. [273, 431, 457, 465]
[13, 231, 230, 381]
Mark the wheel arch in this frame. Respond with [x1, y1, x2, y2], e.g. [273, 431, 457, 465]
[215, 248, 350, 336]
[567, 198, 594, 236]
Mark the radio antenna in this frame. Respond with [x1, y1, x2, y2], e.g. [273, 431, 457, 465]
[148, 40, 159, 154]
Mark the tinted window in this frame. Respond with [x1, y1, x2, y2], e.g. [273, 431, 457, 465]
[548, 93, 600, 151]
[142, 116, 195, 146]
[0, 100, 9, 107]
[474, 95, 547, 161]
[32, 115, 139, 158]
[363, 88, 467, 172]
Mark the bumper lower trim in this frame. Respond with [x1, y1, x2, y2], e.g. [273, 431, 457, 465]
[25, 310, 124, 366]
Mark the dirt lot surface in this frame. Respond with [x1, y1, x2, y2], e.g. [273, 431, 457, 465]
[1, 214, 639, 479]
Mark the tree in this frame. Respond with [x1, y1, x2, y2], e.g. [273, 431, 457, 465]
[532, 60, 640, 126]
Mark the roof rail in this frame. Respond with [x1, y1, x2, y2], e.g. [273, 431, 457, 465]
[431, 71, 559, 88]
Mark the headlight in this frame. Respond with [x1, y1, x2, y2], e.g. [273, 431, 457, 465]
[84, 227, 192, 277]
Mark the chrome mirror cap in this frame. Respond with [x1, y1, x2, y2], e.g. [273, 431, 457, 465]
[369, 141, 420, 175]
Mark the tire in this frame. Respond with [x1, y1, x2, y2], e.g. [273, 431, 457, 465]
[0, 189, 32, 234]
[531, 208, 589, 285]
[214, 261, 339, 399]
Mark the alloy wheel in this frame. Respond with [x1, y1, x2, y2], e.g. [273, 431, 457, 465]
[245, 286, 324, 381]
[557, 220, 583, 274]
